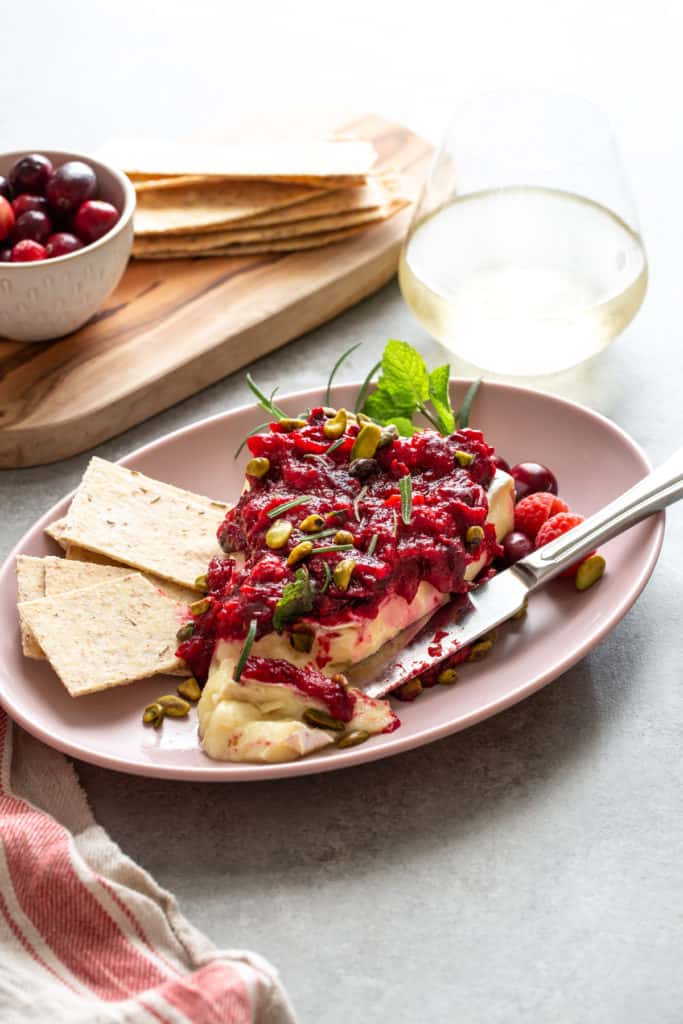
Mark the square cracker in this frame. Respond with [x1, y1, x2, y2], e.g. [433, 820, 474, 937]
[45, 518, 69, 549]
[18, 574, 188, 696]
[16, 555, 47, 658]
[45, 556, 196, 607]
[58, 457, 228, 589]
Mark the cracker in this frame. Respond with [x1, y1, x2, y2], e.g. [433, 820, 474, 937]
[237, 176, 400, 227]
[99, 139, 377, 181]
[133, 222, 375, 259]
[58, 457, 228, 589]
[16, 555, 47, 658]
[18, 574, 188, 696]
[46, 558, 196, 607]
[134, 178, 324, 236]
[132, 198, 408, 256]
[66, 543, 120, 565]
[45, 518, 69, 549]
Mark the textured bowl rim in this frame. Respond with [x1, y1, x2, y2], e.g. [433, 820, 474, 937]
[0, 148, 136, 268]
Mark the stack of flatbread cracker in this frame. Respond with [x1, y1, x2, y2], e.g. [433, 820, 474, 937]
[16, 457, 230, 698]
[98, 138, 409, 259]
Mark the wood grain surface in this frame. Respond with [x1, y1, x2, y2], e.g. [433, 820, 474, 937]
[0, 115, 431, 468]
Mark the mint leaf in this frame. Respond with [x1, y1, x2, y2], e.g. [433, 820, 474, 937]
[381, 339, 429, 407]
[364, 387, 413, 424]
[272, 568, 314, 631]
[428, 365, 455, 435]
[386, 415, 415, 437]
[457, 378, 482, 429]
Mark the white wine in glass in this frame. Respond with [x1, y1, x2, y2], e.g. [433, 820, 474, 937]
[399, 94, 648, 376]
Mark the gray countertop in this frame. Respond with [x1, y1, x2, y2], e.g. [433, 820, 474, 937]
[2, 3, 682, 1020]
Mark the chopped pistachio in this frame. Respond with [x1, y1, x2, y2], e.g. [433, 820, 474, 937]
[245, 457, 270, 478]
[190, 597, 210, 616]
[332, 557, 356, 591]
[287, 540, 314, 567]
[156, 694, 191, 717]
[437, 668, 458, 685]
[454, 450, 475, 467]
[303, 707, 346, 731]
[300, 514, 325, 533]
[465, 525, 486, 546]
[467, 638, 494, 661]
[512, 597, 529, 620]
[194, 573, 208, 592]
[266, 519, 293, 549]
[177, 677, 202, 702]
[338, 730, 370, 749]
[395, 678, 423, 701]
[575, 554, 606, 591]
[334, 529, 355, 546]
[143, 702, 164, 727]
[278, 418, 308, 432]
[176, 622, 194, 643]
[351, 423, 382, 461]
[323, 408, 348, 440]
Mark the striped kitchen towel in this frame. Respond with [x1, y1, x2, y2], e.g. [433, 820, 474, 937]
[0, 710, 297, 1024]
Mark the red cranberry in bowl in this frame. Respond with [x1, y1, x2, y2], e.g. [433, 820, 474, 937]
[46, 232, 84, 258]
[12, 194, 48, 218]
[0, 175, 12, 202]
[0, 246, 13, 262]
[74, 199, 120, 243]
[11, 239, 47, 262]
[510, 462, 558, 500]
[0, 196, 16, 242]
[14, 210, 52, 245]
[501, 530, 535, 566]
[46, 161, 97, 213]
[9, 153, 53, 196]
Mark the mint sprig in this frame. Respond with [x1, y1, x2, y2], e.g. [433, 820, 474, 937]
[273, 568, 314, 631]
[361, 340, 456, 436]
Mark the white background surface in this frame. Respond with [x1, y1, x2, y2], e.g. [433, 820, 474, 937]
[2, 3, 683, 1022]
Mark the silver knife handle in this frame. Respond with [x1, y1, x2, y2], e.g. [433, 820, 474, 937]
[515, 447, 683, 591]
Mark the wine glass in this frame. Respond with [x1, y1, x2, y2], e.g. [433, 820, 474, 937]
[399, 92, 647, 376]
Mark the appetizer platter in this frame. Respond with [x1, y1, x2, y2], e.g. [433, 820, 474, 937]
[0, 342, 664, 780]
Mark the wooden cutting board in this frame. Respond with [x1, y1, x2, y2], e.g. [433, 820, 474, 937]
[0, 115, 432, 469]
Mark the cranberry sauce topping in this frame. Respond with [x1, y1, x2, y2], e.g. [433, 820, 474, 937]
[241, 657, 355, 721]
[178, 408, 501, 683]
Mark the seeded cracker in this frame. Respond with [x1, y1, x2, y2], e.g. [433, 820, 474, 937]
[58, 457, 228, 589]
[44, 518, 69, 549]
[44, 555, 196, 608]
[18, 574, 188, 696]
[16, 555, 48, 658]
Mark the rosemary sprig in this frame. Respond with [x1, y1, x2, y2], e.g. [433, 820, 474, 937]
[246, 373, 288, 420]
[321, 562, 333, 593]
[233, 618, 257, 681]
[353, 484, 368, 521]
[267, 495, 314, 519]
[325, 436, 347, 455]
[325, 342, 362, 406]
[457, 379, 482, 429]
[310, 544, 354, 555]
[367, 533, 379, 556]
[306, 527, 339, 541]
[392, 508, 398, 537]
[399, 474, 413, 525]
[354, 359, 382, 413]
[234, 420, 271, 458]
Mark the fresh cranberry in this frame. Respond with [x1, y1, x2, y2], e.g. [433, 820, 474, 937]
[0, 196, 16, 243]
[510, 462, 558, 500]
[9, 154, 53, 196]
[11, 239, 48, 262]
[0, 246, 13, 262]
[46, 161, 97, 213]
[12, 194, 48, 218]
[491, 453, 510, 473]
[46, 232, 84, 258]
[0, 176, 12, 202]
[73, 199, 119, 243]
[501, 531, 535, 566]
[14, 210, 52, 245]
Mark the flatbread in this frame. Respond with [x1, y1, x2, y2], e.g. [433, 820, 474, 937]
[16, 555, 47, 658]
[237, 177, 400, 227]
[134, 179, 326, 236]
[58, 457, 228, 589]
[45, 556, 196, 607]
[132, 199, 408, 256]
[133, 222, 376, 259]
[19, 574, 189, 696]
[99, 139, 377, 181]
[66, 544, 120, 565]
[45, 518, 69, 549]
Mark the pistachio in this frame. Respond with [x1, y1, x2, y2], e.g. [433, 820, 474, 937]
[194, 573, 208, 592]
[575, 554, 606, 592]
[332, 557, 356, 591]
[337, 729, 370, 749]
[356, 413, 373, 425]
[377, 424, 399, 448]
[290, 625, 314, 653]
[437, 668, 458, 685]
[454, 449, 475, 467]
[323, 408, 348, 440]
[278, 418, 308, 432]
[245, 457, 270, 478]
[266, 519, 293, 549]
[190, 597, 210, 616]
[351, 423, 382, 461]
[465, 525, 486, 546]
[156, 694, 191, 718]
[143, 702, 164, 727]
[334, 529, 355, 546]
[299, 514, 325, 533]
[177, 677, 202, 702]
[176, 622, 194, 643]
[303, 707, 346, 731]
[467, 638, 493, 661]
[331, 673, 349, 688]
[395, 678, 423, 701]
[321, 406, 337, 417]
[512, 597, 529, 620]
[348, 457, 379, 480]
[287, 540, 314, 567]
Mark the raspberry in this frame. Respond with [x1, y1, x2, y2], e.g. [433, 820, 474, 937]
[514, 492, 569, 540]
[535, 512, 592, 577]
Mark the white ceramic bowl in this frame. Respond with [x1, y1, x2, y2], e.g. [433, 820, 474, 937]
[0, 150, 135, 342]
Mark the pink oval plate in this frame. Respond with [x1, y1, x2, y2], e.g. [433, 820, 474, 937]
[0, 381, 664, 780]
